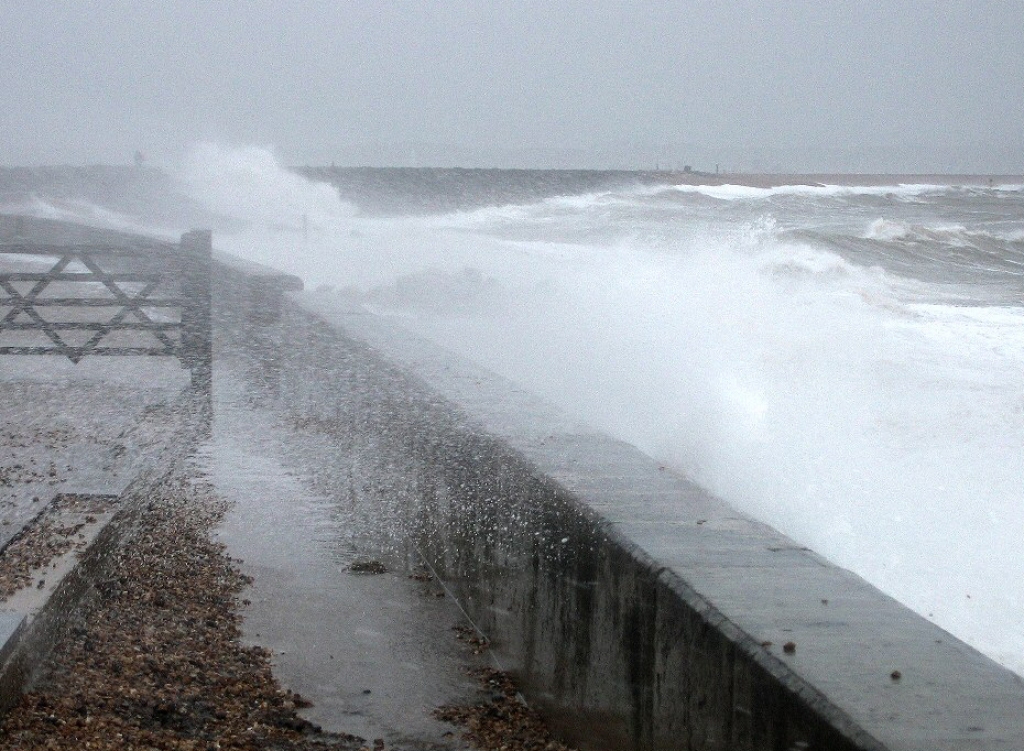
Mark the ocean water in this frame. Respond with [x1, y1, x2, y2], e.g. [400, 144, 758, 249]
[7, 145, 1024, 676]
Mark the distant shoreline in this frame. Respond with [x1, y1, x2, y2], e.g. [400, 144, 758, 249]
[2, 163, 1021, 186]
[2, 165, 1021, 222]
[652, 171, 1024, 188]
[300, 165, 1024, 185]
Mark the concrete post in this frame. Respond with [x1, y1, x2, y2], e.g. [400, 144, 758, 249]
[180, 230, 213, 425]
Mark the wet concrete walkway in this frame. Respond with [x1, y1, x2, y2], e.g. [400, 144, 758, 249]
[0, 358, 190, 549]
[203, 362, 486, 749]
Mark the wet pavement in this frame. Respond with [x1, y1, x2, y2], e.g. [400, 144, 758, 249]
[0, 349, 489, 747]
[0, 357, 190, 549]
[204, 360, 487, 748]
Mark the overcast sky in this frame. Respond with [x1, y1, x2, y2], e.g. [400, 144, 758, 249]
[3, 1, 1023, 171]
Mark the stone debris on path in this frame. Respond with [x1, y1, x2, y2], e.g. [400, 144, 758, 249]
[434, 668, 576, 751]
[0, 493, 110, 599]
[0, 376, 189, 551]
[0, 469, 364, 751]
[0, 367, 580, 748]
[0, 459, 578, 751]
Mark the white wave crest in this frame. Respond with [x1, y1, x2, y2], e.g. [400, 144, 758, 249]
[758, 243, 856, 279]
[670, 182, 948, 202]
[866, 217, 1024, 248]
[177, 143, 357, 230]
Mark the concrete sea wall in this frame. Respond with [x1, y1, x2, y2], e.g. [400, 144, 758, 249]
[216, 258, 1024, 751]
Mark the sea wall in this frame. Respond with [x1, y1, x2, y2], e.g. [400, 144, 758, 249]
[214, 257, 1024, 751]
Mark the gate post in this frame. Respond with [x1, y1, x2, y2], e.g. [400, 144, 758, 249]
[180, 230, 213, 425]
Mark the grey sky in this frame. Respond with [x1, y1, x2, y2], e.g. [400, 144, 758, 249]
[2, 1, 1023, 171]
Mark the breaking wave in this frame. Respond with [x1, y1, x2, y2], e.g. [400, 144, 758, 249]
[9, 144, 1024, 676]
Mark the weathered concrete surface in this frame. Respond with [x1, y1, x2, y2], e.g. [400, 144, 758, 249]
[0, 614, 24, 666]
[0, 378, 204, 714]
[205, 357, 487, 748]
[0, 365, 191, 547]
[208, 269, 1024, 751]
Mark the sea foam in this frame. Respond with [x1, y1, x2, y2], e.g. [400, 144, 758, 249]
[181, 148, 1024, 675]
[13, 144, 1024, 677]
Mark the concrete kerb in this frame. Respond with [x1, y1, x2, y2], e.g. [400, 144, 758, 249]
[0, 386, 208, 715]
[201, 266, 1024, 751]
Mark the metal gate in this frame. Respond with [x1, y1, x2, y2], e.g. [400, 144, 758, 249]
[0, 221, 212, 395]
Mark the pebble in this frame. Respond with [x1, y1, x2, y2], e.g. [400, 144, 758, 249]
[435, 668, 577, 751]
